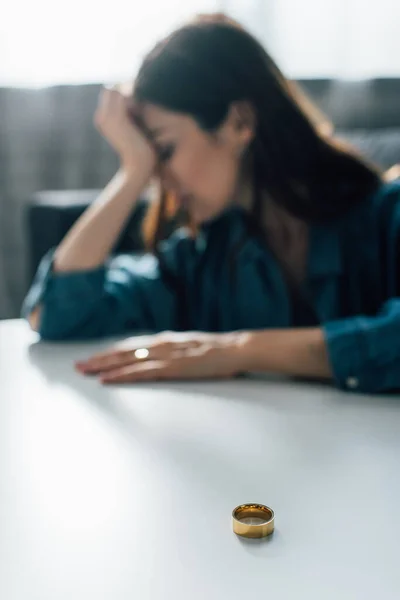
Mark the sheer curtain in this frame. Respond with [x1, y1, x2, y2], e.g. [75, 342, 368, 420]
[0, 1, 219, 87]
[1, 0, 399, 87]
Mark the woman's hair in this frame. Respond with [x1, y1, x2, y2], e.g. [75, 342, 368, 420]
[132, 13, 382, 249]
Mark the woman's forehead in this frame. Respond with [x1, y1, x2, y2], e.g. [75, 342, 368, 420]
[140, 103, 191, 134]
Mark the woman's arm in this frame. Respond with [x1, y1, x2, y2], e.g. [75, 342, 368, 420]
[24, 252, 178, 341]
[74, 307, 400, 393]
[236, 182, 400, 393]
[53, 168, 147, 273]
[28, 87, 156, 332]
[28, 168, 149, 331]
[237, 298, 400, 393]
[74, 327, 334, 386]
[237, 327, 332, 379]
[54, 87, 155, 273]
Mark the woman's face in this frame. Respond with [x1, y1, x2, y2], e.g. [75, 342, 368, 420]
[140, 103, 252, 224]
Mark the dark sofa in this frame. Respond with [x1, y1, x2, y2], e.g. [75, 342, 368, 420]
[27, 78, 400, 279]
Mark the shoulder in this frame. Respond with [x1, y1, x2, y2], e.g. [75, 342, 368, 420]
[325, 181, 400, 268]
[368, 180, 400, 230]
[370, 179, 400, 204]
[341, 180, 400, 229]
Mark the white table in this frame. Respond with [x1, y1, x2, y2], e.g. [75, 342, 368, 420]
[1, 319, 400, 600]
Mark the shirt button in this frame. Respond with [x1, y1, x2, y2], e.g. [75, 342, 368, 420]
[346, 376, 359, 390]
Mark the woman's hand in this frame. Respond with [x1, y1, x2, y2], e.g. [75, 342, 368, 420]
[94, 85, 156, 177]
[384, 164, 400, 182]
[75, 331, 246, 384]
[75, 328, 332, 385]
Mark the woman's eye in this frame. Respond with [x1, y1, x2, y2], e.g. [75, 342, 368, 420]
[158, 144, 175, 163]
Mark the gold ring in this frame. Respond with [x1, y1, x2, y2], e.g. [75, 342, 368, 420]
[134, 348, 150, 360]
[232, 504, 275, 538]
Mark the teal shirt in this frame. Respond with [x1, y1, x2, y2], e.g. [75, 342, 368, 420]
[23, 181, 400, 394]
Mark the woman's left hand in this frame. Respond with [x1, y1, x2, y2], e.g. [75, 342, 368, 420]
[75, 331, 247, 384]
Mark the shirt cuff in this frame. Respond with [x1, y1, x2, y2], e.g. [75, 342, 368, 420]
[323, 317, 378, 393]
[21, 249, 106, 319]
[21, 249, 56, 318]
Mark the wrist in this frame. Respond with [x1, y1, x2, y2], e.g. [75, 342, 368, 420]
[116, 164, 152, 198]
[120, 162, 151, 184]
[227, 328, 331, 379]
[223, 330, 257, 373]
[120, 151, 155, 182]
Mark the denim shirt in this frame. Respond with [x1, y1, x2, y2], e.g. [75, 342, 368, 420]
[22, 180, 400, 394]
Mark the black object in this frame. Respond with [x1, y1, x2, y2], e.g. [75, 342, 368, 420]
[26, 190, 148, 280]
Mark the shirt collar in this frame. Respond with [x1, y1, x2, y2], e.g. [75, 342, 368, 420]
[199, 206, 343, 279]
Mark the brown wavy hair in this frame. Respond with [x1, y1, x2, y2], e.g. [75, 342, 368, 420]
[132, 13, 381, 250]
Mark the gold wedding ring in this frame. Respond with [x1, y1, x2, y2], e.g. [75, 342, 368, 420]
[134, 348, 150, 360]
[232, 504, 275, 538]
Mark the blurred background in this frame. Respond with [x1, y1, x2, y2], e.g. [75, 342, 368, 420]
[1, 0, 399, 319]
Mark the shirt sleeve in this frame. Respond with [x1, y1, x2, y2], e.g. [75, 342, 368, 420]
[324, 300, 400, 393]
[22, 246, 182, 341]
[323, 181, 400, 393]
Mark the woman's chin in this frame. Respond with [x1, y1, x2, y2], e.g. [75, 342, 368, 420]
[190, 204, 226, 226]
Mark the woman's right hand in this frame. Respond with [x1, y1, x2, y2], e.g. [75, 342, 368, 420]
[94, 85, 156, 177]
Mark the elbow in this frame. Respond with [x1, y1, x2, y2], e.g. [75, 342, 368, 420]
[32, 304, 111, 341]
[22, 290, 120, 341]
[24, 304, 81, 341]
[27, 306, 41, 332]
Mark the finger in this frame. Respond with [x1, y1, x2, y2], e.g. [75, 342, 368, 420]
[99, 85, 112, 102]
[76, 335, 198, 375]
[127, 99, 140, 118]
[99, 353, 231, 384]
[126, 98, 141, 127]
[104, 82, 120, 91]
[76, 340, 164, 374]
[105, 82, 132, 96]
[75, 349, 133, 374]
[100, 361, 172, 384]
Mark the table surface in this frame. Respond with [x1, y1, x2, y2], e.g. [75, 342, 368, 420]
[1, 319, 400, 600]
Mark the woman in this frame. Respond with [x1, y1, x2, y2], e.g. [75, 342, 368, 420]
[24, 15, 400, 393]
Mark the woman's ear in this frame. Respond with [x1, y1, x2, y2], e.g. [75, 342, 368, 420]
[232, 101, 256, 131]
[219, 102, 256, 151]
